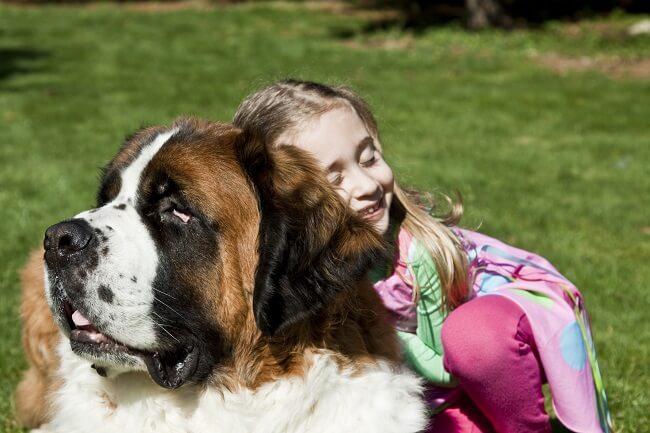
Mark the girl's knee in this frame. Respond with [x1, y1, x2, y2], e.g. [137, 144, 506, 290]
[442, 296, 526, 378]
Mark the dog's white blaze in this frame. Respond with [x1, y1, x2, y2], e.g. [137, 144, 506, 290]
[69, 129, 178, 352]
[116, 129, 177, 202]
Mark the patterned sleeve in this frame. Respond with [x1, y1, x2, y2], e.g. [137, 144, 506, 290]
[373, 229, 417, 333]
[374, 228, 457, 386]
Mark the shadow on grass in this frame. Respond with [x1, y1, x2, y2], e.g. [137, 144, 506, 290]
[0, 47, 49, 86]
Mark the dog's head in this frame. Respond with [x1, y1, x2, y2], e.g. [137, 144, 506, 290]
[43, 118, 386, 389]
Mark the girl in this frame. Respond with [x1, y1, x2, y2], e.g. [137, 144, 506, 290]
[233, 80, 612, 433]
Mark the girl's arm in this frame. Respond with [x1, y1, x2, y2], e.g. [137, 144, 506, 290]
[397, 331, 456, 386]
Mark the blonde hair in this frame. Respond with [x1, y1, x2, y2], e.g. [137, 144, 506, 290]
[233, 79, 469, 310]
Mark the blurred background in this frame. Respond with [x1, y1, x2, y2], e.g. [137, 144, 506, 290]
[1, 0, 648, 431]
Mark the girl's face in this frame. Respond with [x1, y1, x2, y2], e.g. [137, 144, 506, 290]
[281, 106, 394, 235]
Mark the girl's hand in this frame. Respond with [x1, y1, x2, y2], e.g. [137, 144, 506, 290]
[397, 330, 457, 387]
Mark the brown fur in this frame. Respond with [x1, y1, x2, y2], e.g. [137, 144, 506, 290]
[16, 118, 400, 427]
[15, 249, 60, 428]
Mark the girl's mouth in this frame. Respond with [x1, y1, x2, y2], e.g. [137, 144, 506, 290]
[359, 197, 385, 222]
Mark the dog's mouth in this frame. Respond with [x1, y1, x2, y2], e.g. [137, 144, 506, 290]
[62, 300, 199, 389]
[67, 304, 127, 351]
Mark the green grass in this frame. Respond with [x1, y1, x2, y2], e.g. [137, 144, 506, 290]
[1, 3, 649, 432]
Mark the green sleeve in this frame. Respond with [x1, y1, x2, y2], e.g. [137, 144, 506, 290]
[410, 238, 446, 356]
[399, 238, 456, 386]
[397, 331, 457, 386]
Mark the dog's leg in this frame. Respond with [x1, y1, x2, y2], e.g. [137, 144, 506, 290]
[14, 249, 61, 429]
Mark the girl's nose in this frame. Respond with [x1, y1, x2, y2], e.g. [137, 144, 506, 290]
[350, 167, 381, 201]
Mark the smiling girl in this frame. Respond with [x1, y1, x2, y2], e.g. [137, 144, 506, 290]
[233, 80, 612, 433]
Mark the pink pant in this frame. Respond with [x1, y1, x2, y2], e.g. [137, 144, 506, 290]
[430, 295, 552, 433]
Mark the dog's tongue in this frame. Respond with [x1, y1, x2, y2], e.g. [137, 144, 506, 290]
[72, 310, 92, 327]
[69, 309, 112, 344]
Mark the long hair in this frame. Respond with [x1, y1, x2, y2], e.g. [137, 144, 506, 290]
[233, 79, 469, 310]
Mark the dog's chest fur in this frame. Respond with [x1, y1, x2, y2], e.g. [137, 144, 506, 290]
[37, 339, 426, 433]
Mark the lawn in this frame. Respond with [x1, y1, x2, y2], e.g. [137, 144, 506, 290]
[0, 2, 648, 432]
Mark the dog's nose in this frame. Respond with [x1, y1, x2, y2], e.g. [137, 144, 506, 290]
[44, 220, 94, 256]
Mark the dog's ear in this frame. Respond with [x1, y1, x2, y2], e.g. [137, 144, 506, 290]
[236, 131, 387, 336]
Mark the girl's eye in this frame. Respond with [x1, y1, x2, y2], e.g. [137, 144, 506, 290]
[327, 172, 343, 186]
[361, 151, 378, 167]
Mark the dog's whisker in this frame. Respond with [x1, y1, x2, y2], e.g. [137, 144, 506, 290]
[155, 298, 184, 319]
[151, 311, 172, 324]
[153, 288, 177, 300]
[153, 321, 180, 344]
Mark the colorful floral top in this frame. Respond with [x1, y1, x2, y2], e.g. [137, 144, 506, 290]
[373, 227, 612, 433]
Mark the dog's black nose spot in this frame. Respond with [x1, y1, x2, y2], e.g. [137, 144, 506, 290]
[98, 285, 114, 303]
[67, 279, 86, 297]
[113, 203, 127, 210]
[86, 252, 99, 271]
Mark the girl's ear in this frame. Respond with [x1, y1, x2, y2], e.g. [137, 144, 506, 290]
[236, 132, 386, 336]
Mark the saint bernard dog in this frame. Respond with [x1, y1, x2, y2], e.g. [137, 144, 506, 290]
[15, 118, 428, 433]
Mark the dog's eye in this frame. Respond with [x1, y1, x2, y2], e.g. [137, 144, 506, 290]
[156, 197, 193, 225]
[171, 208, 191, 224]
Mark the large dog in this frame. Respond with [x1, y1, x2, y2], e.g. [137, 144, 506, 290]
[15, 118, 427, 433]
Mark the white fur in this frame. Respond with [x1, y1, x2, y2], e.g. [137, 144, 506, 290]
[37, 338, 427, 433]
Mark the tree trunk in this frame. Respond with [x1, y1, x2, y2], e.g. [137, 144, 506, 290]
[465, 0, 513, 29]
